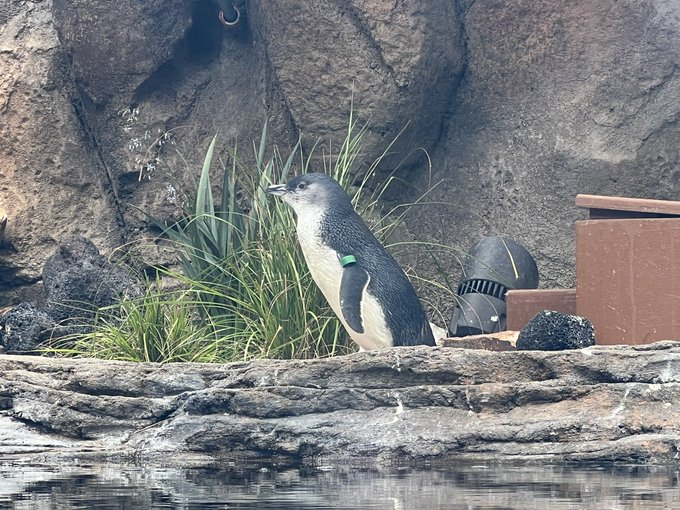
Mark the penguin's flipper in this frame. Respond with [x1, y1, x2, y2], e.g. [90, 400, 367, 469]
[339, 263, 369, 334]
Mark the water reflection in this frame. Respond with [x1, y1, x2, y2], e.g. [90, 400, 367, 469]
[0, 461, 678, 509]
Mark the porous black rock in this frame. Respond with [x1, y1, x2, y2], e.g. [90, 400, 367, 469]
[1, 236, 143, 354]
[517, 310, 595, 351]
[42, 235, 142, 322]
[0, 303, 56, 353]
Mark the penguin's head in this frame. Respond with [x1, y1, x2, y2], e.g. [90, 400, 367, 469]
[266, 173, 352, 215]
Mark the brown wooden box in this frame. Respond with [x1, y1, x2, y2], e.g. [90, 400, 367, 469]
[575, 194, 680, 345]
[506, 289, 576, 331]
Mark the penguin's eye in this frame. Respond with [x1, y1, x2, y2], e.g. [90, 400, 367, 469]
[297, 182, 307, 190]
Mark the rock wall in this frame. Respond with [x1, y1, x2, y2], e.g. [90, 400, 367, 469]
[2, 343, 680, 465]
[413, 0, 680, 292]
[1, 0, 679, 315]
[0, 0, 121, 300]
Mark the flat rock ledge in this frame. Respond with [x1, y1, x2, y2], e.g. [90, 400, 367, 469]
[2, 343, 680, 467]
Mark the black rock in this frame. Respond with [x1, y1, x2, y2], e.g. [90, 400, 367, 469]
[42, 235, 142, 322]
[1, 236, 143, 355]
[0, 303, 56, 353]
[517, 310, 595, 351]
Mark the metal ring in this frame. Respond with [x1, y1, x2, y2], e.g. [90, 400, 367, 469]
[219, 4, 240, 27]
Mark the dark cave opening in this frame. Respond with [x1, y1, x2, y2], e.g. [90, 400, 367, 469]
[183, 1, 226, 65]
[132, 1, 249, 105]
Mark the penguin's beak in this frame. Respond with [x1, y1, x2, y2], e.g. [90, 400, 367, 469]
[266, 184, 287, 196]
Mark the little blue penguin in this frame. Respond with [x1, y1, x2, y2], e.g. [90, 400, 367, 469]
[266, 173, 435, 350]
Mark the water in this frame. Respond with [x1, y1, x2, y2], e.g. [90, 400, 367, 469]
[1, 461, 678, 509]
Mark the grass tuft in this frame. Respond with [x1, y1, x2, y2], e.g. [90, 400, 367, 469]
[57, 111, 428, 362]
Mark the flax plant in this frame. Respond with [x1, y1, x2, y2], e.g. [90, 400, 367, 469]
[59, 111, 436, 363]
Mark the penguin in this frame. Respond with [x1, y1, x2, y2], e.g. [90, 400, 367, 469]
[266, 173, 435, 350]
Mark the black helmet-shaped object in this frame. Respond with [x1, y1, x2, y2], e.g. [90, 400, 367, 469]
[448, 236, 538, 337]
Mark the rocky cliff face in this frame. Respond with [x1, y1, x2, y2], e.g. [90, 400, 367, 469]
[3, 343, 680, 465]
[1, 0, 679, 309]
[415, 0, 680, 292]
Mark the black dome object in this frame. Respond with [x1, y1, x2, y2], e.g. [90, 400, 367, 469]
[448, 236, 539, 337]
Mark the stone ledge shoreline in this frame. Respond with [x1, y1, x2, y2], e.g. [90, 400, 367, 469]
[2, 342, 680, 467]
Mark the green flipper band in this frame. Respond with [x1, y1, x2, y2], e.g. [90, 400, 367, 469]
[340, 254, 357, 267]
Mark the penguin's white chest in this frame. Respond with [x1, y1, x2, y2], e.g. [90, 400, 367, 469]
[295, 215, 393, 350]
[296, 219, 344, 305]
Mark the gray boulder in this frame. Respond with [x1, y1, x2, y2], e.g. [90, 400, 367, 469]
[2, 343, 680, 465]
[252, 0, 464, 169]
